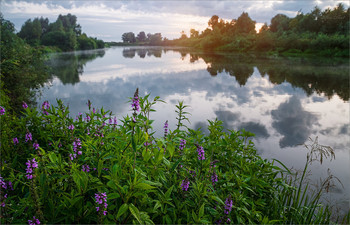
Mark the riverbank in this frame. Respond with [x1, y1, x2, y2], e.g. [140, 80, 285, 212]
[0, 89, 349, 224]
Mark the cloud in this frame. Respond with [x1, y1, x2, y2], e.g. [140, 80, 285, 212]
[238, 122, 270, 139]
[271, 96, 318, 148]
[3, 0, 349, 41]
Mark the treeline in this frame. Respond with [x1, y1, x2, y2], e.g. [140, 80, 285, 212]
[167, 4, 349, 57]
[116, 31, 166, 46]
[17, 14, 104, 51]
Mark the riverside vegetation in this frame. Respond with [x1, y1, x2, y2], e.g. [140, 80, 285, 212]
[0, 87, 349, 224]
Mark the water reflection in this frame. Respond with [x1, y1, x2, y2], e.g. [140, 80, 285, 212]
[167, 50, 349, 101]
[271, 96, 318, 148]
[39, 46, 349, 217]
[122, 48, 163, 58]
[46, 49, 105, 84]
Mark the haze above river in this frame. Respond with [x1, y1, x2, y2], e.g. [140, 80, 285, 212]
[39, 46, 349, 215]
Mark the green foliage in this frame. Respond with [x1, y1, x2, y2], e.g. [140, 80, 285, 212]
[166, 5, 349, 57]
[16, 14, 102, 52]
[0, 14, 49, 112]
[1, 90, 347, 224]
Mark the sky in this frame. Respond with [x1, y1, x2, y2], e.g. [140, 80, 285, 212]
[1, 0, 349, 41]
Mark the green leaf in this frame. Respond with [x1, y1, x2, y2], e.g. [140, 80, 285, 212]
[48, 152, 58, 163]
[191, 210, 197, 222]
[129, 203, 142, 224]
[116, 203, 129, 220]
[210, 195, 225, 205]
[199, 203, 205, 218]
[98, 159, 103, 177]
[164, 185, 174, 199]
[108, 193, 120, 200]
[134, 182, 155, 190]
[167, 143, 175, 157]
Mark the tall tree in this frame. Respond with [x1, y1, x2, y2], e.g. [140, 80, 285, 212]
[137, 31, 146, 42]
[270, 14, 290, 32]
[122, 32, 136, 43]
[234, 12, 256, 34]
[208, 15, 219, 29]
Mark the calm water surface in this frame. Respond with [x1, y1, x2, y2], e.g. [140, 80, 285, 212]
[39, 46, 350, 215]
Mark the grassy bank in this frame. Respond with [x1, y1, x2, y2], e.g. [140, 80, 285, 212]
[0, 89, 348, 224]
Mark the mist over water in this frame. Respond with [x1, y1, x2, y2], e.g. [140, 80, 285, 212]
[39, 46, 349, 216]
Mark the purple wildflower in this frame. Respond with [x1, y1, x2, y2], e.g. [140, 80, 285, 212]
[13, 137, 19, 145]
[95, 192, 108, 216]
[179, 139, 186, 151]
[181, 178, 190, 191]
[28, 216, 40, 225]
[0, 177, 7, 189]
[33, 142, 40, 150]
[22, 102, 28, 109]
[211, 171, 218, 186]
[131, 88, 140, 112]
[224, 196, 233, 215]
[68, 124, 75, 130]
[0, 106, 5, 115]
[69, 153, 77, 161]
[82, 164, 90, 172]
[196, 144, 205, 160]
[25, 158, 38, 180]
[164, 120, 168, 137]
[41, 101, 50, 115]
[73, 138, 82, 153]
[85, 115, 91, 122]
[75, 112, 82, 121]
[93, 108, 96, 114]
[144, 141, 151, 146]
[25, 132, 32, 142]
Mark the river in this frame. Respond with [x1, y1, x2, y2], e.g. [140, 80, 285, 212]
[39, 46, 350, 216]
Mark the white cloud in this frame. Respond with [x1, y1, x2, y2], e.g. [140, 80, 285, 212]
[2, 0, 349, 41]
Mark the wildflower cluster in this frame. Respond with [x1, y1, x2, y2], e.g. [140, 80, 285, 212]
[131, 88, 140, 112]
[68, 124, 75, 130]
[28, 216, 40, 225]
[82, 164, 90, 172]
[181, 178, 190, 191]
[224, 196, 233, 215]
[25, 158, 38, 180]
[211, 171, 218, 186]
[25, 132, 32, 142]
[33, 142, 40, 150]
[41, 101, 50, 115]
[95, 192, 108, 216]
[196, 144, 205, 160]
[1, 177, 13, 207]
[13, 137, 19, 145]
[73, 138, 82, 155]
[109, 116, 117, 125]
[179, 139, 186, 151]
[0, 106, 5, 115]
[22, 101, 28, 109]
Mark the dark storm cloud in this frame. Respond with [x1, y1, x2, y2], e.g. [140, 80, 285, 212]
[271, 96, 318, 148]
